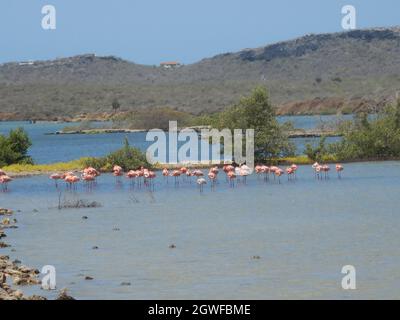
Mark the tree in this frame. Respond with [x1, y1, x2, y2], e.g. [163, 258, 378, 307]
[217, 86, 295, 161]
[112, 99, 120, 112]
[0, 128, 33, 166]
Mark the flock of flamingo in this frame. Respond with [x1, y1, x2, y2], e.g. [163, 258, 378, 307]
[0, 162, 344, 193]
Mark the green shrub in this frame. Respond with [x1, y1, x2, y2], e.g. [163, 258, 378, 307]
[0, 128, 33, 167]
[308, 98, 400, 161]
[82, 137, 151, 171]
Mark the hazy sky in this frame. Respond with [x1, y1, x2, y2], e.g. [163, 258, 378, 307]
[0, 0, 398, 65]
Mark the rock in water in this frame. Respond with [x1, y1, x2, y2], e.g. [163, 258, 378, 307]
[56, 289, 75, 300]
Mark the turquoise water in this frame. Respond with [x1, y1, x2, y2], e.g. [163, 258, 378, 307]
[1, 162, 400, 299]
[0, 115, 351, 164]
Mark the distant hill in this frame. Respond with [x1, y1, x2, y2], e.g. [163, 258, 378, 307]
[1, 27, 400, 120]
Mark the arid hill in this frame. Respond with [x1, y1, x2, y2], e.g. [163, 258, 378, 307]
[1, 27, 400, 120]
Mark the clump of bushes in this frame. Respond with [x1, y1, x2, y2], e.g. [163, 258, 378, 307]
[112, 107, 192, 130]
[213, 86, 295, 161]
[0, 128, 33, 167]
[304, 136, 337, 162]
[82, 137, 151, 171]
[306, 98, 400, 162]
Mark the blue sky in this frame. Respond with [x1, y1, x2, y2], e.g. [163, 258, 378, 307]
[0, 0, 398, 65]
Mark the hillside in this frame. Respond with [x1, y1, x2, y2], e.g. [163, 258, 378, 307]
[1, 27, 400, 120]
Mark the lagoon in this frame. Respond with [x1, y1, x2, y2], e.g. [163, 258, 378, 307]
[1, 161, 400, 299]
[0, 115, 351, 164]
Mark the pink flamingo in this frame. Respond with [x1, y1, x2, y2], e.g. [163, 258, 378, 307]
[312, 162, 320, 179]
[82, 173, 96, 189]
[144, 169, 156, 187]
[223, 165, 234, 182]
[171, 170, 181, 185]
[192, 169, 204, 177]
[239, 165, 251, 184]
[255, 165, 262, 179]
[286, 167, 294, 181]
[180, 167, 189, 182]
[113, 165, 123, 175]
[321, 165, 330, 179]
[126, 170, 137, 180]
[314, 165, 322, 180]
[136, 169, 144, 186]
[270, 166, 279, 181]
[275, 168, 284, 184]
[260, 165, 270, 181]
[210, 166, 219, 175]
[0, 175, 12, 191]
[64, 174, 80, 189]
[162, 168, 169, 183]
[291, 164, 298, 179]
[49, 173, 62, 187]
[227, 171, 236, 187]
[112, 165, 124, 185]
[180, 167, 188, 174]
[207, 171, 217, 188]
[336, 164, 344, 179]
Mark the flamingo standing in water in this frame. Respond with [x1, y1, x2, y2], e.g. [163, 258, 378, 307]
[275, 168, 284, 184]
[260, 165, 270, 181]
[290, 164, 298, 179]
[0, 175, 12, 191]
[207, 171, 217, 188]
[135, 169, 145, 186]
[144, 169, 156, 187]
[227, 171, 236, 187]
[83, 167, 100, 181]
[180, 167, 188, 182]
[336, 164, 344, 179]
[312, 162, 320, 179]
[210, 166, 219, 175]
[269, 166, 279, 181]
[64, 174, 80, 189]
[82, 173, 96, 189]
[192, 169, 204, 178]
[186, 169, 193, 183]
[321, 165, 330, 179]
[239, 165, 251, 184]
[197, 177, 207, 193]
[113, 165, 123, 175]
[162, 168, 169, 183]
[223, 165, 234, 182]
[49, 173, 62, 188]
[126, 170, 138, 186]
[286, 167, 294, 181]
[171, 170, 181, 185]
[255, 165, 263, 179]
[209, 166, 219, 182]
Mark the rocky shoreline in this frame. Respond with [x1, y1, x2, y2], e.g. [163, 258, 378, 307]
[0, 208, 46, 300]
[1, 208, 76, 300]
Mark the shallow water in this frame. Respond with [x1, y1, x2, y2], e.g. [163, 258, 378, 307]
[1, 161, 400, 299]
[0, 115, 351, 164]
